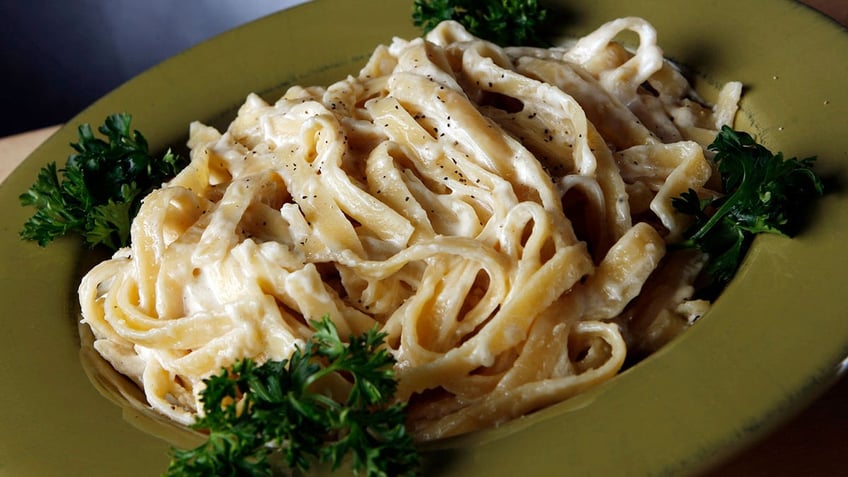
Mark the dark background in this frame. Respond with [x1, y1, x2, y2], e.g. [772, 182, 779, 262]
[0, 0, 305, 137]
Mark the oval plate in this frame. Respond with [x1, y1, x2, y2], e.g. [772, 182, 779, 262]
[1, 1, 846, 475]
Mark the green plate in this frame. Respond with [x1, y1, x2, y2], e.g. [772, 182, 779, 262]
[1, 1, 846, 475]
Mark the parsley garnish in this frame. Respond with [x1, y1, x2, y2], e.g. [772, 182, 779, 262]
[165, 316, 419, 477]
[19, 113, 188, 251]
[673, 126, 824, 295]
[412, 0, 549, 46]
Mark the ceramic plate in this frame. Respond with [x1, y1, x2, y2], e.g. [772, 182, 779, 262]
[1, 1, 846, 475]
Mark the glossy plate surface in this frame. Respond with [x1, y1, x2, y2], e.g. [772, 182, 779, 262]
[1, 1, 846, 475]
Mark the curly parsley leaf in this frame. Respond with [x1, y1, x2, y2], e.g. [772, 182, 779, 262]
[19, 113, 188, 251]
[412, 0, 549, 46]
[673, 126, 824, 294]
[165, 316, 419, 477]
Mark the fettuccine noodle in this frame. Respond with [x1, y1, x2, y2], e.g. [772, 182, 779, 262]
[79, 18, 741, 440]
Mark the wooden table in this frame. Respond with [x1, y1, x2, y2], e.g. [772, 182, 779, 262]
[1, 4, 846, 475]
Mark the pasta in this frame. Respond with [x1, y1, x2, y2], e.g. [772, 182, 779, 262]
[78, 18, 741, 441]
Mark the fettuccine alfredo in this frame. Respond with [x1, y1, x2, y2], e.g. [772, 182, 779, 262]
[79, 17, 741, 441]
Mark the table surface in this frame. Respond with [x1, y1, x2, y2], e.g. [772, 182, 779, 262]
[1, 3, 846, 476]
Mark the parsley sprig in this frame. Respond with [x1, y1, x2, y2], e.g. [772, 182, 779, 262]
[19, 113, 188, 251]
[412, 0, 549, 46]
[165, 316, 419, 477]
[673, 126, 824, 294]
